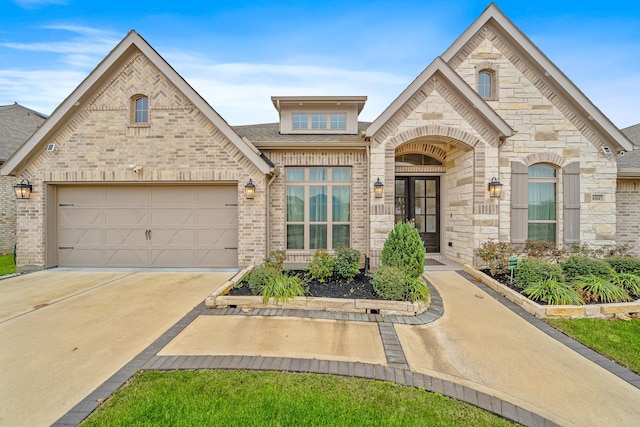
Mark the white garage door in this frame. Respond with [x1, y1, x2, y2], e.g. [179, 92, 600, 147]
[57, 185, 238, 268]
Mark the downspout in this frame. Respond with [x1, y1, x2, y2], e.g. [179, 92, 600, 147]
[365, 143, 371, 274]
[265, 173, 277, 257]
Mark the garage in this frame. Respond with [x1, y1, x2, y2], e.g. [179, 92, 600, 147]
[56, 185, 238, 268]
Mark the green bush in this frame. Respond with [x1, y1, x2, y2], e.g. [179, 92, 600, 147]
[264, 250, 286, 271]
[261, 273, 307, 304]
[247, 266, 280, 295]
[306, 250, 336, 283]
[605, 256, 640, 275]
[407, 276, 430, 302]
[610, 271, 640, 299]
[334, 245, 361, 281]
[571, 275, 630, 304]
[372, 265, 408, 301]
[514, 258, 565, 289]
[561, 256, 612, 281]
[381, 221, 425, 278]
[522, 279, 584, 305]
[475, 240, 514, 276]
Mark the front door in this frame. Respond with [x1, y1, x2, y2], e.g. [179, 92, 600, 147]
[394, 177, 440, 253]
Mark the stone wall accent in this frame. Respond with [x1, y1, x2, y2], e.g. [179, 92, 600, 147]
[14, 50, 267, 269]
[264, 150, 368, 265]
[453, 25, 618, 250]
[0, 176, 16, 255]
[616, 180, 640, 256]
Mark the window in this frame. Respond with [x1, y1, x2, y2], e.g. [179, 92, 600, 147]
[293, 113, 308, 129]
[291, 113, 346, 131]
[133, 96, 149, 123]
[286, 167, 351, 250]
[478, 70, 493, 99]
[395, 154, 442, 166]
[528, 164, 557, 242]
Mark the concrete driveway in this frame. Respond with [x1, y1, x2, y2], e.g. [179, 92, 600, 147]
[0, 269, 233, 427]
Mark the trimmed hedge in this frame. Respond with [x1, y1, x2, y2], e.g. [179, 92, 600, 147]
[381, 221, 425, 278]
[372, 265, 408, 301]
[515, 258, 565, 289]
[561, 256, 611, 281]
[605, 256, 640, 275]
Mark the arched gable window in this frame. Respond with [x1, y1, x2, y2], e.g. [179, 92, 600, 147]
[478, 70, 493, 99]
[132, 95, 149, 123]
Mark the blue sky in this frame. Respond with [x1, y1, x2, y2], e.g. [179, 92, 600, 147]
[1, 0, 638, 128]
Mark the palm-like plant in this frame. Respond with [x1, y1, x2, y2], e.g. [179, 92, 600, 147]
[522, 279, 584, 305]
[609, 270, 640, 299]
[571, 275, 630, 304]
[262, 274, 307, 304]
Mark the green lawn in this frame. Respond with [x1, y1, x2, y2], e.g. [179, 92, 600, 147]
[547, 318, 640, 374]
[82, 370, 517, 426]
[0, 254, 16, 276]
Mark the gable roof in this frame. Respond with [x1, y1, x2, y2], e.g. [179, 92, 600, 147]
[0, 31, 273, 176]
[365, 57, 514, 141]
[619, 123, 640, 175]
[0, 103, 47, 162]
[441, 3, 633, 152]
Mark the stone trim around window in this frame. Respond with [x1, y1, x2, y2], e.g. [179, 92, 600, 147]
[475, 62, 499, 101]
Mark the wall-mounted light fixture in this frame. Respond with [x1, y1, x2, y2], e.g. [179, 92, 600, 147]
[244, 179, 255, 199]
[14, 179, 32, 199]
[374, 178, 384, 198]
[488, 177, 503, 198]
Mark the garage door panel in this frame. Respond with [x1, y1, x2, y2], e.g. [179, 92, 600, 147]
[57, 185, 238, 268]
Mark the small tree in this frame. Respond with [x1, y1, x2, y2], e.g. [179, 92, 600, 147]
[381, 221, 425, 278]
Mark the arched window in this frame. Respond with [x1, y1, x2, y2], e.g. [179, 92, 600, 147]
[133, 95, 148, 123]
[478, 70, 493, 99]
[528, 164, 557, 242]
[395, 154, 442, 166]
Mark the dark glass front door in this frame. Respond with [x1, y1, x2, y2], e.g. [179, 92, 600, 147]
[395, 177, 440, 253]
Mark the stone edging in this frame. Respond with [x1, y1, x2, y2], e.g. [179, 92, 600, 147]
[464, 264, 640, 318]
[205, 266, 429, 316]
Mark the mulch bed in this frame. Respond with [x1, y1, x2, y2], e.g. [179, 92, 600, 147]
[228, 270, 383, 300]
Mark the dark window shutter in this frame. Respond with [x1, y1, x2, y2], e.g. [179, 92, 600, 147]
[563, 162, 580, 247]
[511, 161, 528, 244]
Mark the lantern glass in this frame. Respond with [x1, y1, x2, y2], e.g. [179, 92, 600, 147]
[488, 177, 502, 198]
[374, 178, 384, 198]
[244, 179, 255, 199]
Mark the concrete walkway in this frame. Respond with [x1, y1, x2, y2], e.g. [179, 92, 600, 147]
[52, 268, 640, 427]
[0, 270, 234, 427]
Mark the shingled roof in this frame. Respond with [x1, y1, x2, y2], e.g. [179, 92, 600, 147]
[0, 103, 47, 162]
[619, 123, 640, 171]
[232, 122, 371, 144]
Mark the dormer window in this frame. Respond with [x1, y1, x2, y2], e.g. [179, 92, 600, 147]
[272, 96, 366, 135]
[291, 113, 347, 131]
[133, 95, 149, 123]
[293, 113, 308, 129]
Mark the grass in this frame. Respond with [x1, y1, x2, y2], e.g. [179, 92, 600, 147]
[547, 318, 640, 374]
[0, 254, 16, 276]
[81, 370, 517, 426]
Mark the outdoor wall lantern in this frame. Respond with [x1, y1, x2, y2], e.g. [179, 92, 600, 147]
[14, 179, 32, 200]
[244, 179, 255, 199]
[374, 178, 384, 198]
[488, 177, 503, 198]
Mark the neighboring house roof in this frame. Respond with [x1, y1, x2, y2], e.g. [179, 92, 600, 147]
[440, 3, 633, 153]
[365, 57, 514, 142]
[619, 123, 640, 176]
[0, 103, 47, 163]
[0, 31, 273, 176]
[233, 122, 371, 147]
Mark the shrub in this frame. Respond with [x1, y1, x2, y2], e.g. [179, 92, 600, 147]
[610, 271, 640, 299]
[373, 265, 408, 301]
[514, 258, 565, 289]
[522, 239, 564, 262]
[247, 266, 280, 295]
[261, 273, 307, 304]
[605, 256, 640, 275]
[407, 276, 430, 302]
[264, 250, 286, 271]
[561, 256, 612, 282]
[475, 240, 514, 276]
[381, 221, 425, 278]
[306, 250, 336, 283]
[522, 279, 584, 305]
[334, 245, 361, 281]
[571, 275, 630, 304]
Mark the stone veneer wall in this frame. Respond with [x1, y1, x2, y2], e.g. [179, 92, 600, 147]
[15, 51, 267, 269]
[451, 25, 618, 249]
[616, 180, 640, 256]
[0, 175, 16, 254]
[264, 150, 368, 265]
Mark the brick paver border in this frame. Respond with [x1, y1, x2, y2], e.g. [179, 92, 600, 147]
[54, 278, 563, 426]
